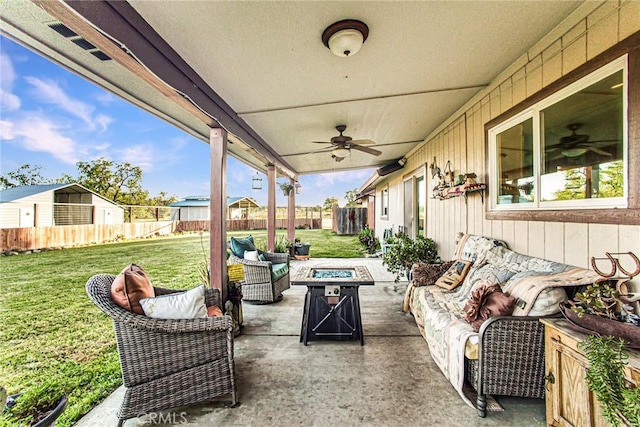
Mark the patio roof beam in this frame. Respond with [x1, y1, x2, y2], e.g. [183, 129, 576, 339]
[41, 0, 297, 179]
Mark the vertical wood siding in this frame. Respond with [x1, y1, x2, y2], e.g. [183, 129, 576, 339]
[379, 3, 640, 271]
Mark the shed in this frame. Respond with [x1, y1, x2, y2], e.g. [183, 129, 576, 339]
[0, 184, 125, 228]
[169, 196, 260, 221]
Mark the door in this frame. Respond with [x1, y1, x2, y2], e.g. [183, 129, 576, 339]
[416, 176, 425, 236]
[403, 179, 413, 237]
[19, 207, 35, 227]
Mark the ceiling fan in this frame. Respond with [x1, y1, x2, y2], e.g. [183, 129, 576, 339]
[545, 123, 615, 159]
[312, 125, 382, 161]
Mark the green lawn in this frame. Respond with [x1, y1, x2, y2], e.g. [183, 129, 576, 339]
[0, 229, 364, 426]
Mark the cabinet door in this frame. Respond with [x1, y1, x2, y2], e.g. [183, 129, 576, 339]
[546, 336, 612, 427]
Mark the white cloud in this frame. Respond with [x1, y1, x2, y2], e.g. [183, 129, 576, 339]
[0, 53, 21, 111]
[24, 76, 112, 132]
[0, 115, 79, 164]
[94, 91, 117, 105]
[115, 144, 155, 170]
[95, 114, 113, 133]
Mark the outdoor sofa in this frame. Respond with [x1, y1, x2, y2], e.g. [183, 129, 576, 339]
[404, 233, 599, 417]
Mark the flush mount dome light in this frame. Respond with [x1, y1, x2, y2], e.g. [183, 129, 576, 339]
[322, 19, 369, 57]
[332, 147, 350, 158]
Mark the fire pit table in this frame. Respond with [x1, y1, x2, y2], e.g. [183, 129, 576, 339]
[291, 265, 374, 346]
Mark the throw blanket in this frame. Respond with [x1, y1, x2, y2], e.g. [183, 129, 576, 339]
[410, 285, 477, 408]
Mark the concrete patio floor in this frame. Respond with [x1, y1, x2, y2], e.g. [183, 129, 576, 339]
[77, 258, 545, 426]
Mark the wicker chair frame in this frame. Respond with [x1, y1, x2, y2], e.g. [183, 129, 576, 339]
[86, 274, 237, 426]
[467, 316, 547, 417]
[228, 252, 290, 303]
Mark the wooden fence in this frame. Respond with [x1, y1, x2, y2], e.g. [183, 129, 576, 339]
[176, 218, 322, 232]
[0, 221, 177, 252]
[1, 218, 323, 252]
[332, 206, 367, 235]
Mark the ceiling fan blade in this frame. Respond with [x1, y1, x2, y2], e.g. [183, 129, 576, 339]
[588, 147, 613, 156]
[350, 139, 376, 146]
[311, 140, 332, 144]
[350, 144, 382, 156]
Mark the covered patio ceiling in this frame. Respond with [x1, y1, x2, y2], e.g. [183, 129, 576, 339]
[1, 0, 584, 178]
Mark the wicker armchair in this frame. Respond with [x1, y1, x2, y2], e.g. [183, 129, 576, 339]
[228, 252, 290, 303]
[86, 274, 237, 426]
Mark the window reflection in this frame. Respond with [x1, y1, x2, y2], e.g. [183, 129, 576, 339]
[541, 70, 623, 201]
[496, 118, 534, 204]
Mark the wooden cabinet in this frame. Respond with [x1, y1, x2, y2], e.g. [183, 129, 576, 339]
[541, 319, 640, 427]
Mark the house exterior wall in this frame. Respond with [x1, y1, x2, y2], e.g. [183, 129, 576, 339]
[88, 194, 124, 224]
[377, 2, 640, 271]
[1, 189, 124, 228]
[0, 191, 54, 228]
[174, 206, 209, 221]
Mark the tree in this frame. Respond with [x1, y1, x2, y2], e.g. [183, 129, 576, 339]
[598, 161, 624, 198]
[344, 188, 360, 207]
[76, 158, 148, 204]
[323, 197, 338, 210]
[553, 168, 586, 200]
[0, 164, 50, 189]
[148, 191, 179, 206]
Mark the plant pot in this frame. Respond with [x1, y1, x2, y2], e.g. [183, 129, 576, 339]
[560, 303, 640, 349]
[32, 393, 67, 427]
[295, 243, 310, 256]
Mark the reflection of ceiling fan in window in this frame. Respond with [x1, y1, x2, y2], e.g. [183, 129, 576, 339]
[545, 123, 617, 160]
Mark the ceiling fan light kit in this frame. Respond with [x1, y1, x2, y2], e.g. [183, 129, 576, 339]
[322, 19, 369, 57]
[332, 147, 350, 158]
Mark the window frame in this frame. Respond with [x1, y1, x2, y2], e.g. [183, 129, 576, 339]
[484, 34, 640, 225]
[380, 185, 389, 219]
[489, 57, 627, 212]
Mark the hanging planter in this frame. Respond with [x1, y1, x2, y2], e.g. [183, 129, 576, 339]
[279, 182, 294, 196]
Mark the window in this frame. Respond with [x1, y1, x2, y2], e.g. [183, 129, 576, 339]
[381, 187, 389, 218]
[489, 57, 626, 211]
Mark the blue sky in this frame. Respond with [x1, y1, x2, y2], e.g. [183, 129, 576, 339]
[0, 36, 373, 207]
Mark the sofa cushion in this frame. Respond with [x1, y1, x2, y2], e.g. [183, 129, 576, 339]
[435, 260, 472, 290]
[412, 261, 454, 287]
[271, 262, 289, 281]
[230, 236, 256, 258]
[139, 285, 208, 319]
[463, 281, 516, 332]
[110, 264, 154, 315]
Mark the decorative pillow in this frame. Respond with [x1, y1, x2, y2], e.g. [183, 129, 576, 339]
[139, 285, 208, 319]
[463, 280, 516, 332]
[258, 253, 267, 262]
[411, 261, 454, 287]
[230, 236, 256, 258]
[435, 260, 472, 290]
[207, 305, 223, 317]
[244, 250, 259, 261]
[110, 264, 154, 315]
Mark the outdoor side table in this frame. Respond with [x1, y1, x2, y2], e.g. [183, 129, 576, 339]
[291, 265, 374, 346]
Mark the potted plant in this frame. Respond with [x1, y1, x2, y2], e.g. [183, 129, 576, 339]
[562, 281, 640, 348]
[382, 231, 439, 281]
[292, 237, 311, 256]
[358, 225, 379, 255]
[279, 182, 294, 196]
[579, 336, 640, 426]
